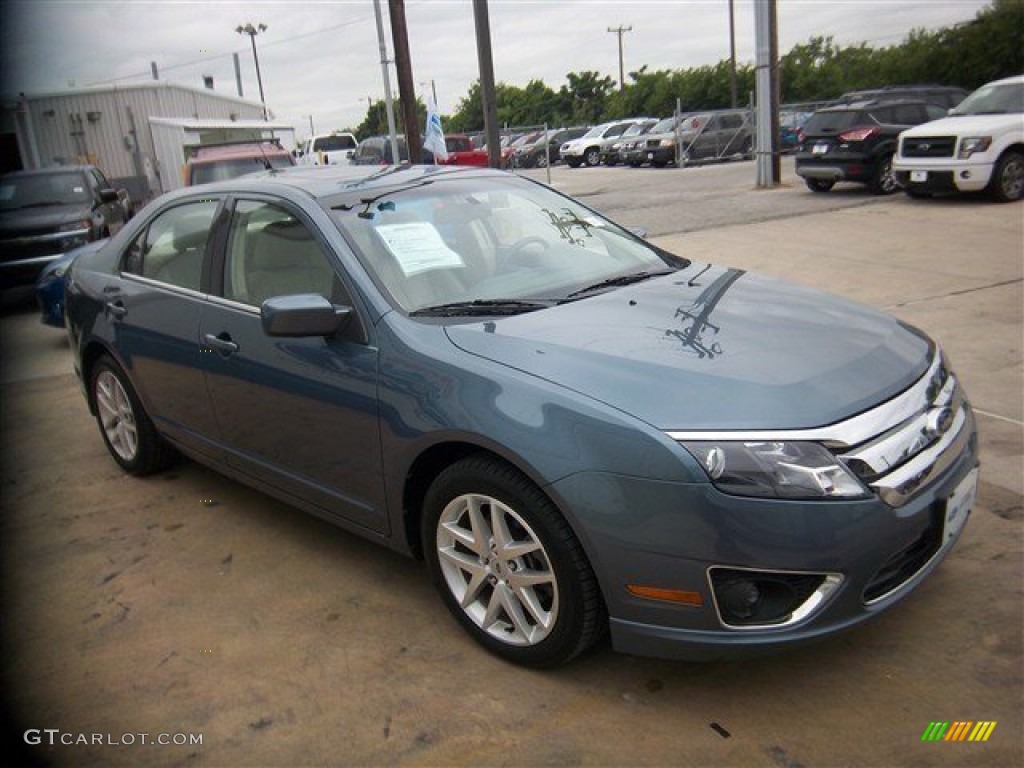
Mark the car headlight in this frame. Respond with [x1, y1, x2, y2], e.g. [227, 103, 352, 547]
[659, 138, 676, 148]
[958, 137, 992, 159]
[681, 440, 869, 499]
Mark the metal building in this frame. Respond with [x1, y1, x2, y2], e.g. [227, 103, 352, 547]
[1, 81, 282, 202]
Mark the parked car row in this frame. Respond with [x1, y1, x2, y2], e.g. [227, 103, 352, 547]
[796, 75, 1023, 202]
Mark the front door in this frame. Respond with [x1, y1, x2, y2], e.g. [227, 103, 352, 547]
[199, 197, 387, 533]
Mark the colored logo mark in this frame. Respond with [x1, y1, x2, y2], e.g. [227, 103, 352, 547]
[921, 721, 997, 742]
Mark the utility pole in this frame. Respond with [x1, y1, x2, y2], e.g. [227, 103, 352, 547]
[607, 24, 632, 91]
[372, 0, 400, 166]
[473, 0, 501, 168]
[236, 23, 268, 120]
[389, 0, 421, 163]
[728, 0, 738, 108]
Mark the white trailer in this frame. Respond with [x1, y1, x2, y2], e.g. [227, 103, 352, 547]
[149, 118, 297, 193]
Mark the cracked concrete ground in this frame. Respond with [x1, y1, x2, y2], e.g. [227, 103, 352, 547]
[1, 168, 1021, 767]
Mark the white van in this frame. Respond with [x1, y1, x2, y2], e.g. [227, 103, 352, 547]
[298, 132, 358, 166]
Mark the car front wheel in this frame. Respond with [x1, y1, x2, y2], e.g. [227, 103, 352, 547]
[90, 355, 174, 475]
[422, 456, 605, 667]
[583, 147, 601, 167]
[989, 150, 1024, 203]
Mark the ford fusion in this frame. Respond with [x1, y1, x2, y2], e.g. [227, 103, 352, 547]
[64, 165, 978, 667]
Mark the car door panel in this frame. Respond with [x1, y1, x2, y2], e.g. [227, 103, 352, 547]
[200, 197, 387, 533]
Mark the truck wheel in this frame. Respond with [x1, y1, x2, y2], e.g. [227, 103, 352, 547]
[805, 179, 835, 193]
[988, 150, 1024, 203]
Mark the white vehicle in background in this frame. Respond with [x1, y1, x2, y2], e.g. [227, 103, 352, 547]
[893, 74, 1024, 202]
[560, 119, 650, 168]
[298, 132, 358, 166]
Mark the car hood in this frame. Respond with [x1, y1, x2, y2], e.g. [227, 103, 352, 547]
[444, 266, 931, 431]
[0, 205, 91, 234]
[901, 113, 1023, 136]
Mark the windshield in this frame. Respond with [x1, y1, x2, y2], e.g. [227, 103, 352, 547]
[650, 117, 676, 134]
[581, 124, 609, 139]
[0, 171, 90, 211]
[951, 81, 1024, 115]
[189, 155, 293, 185]
[622, 122, 652, 137]
[328, 175, 687, 313]
[313, 135, 356, 151]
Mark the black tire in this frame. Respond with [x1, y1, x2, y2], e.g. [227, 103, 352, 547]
[628, 160, 642, 168]
[90, 355, 175, 475]
[988, 150, 1024, 203]
[422, 455, 606, 668]
[583, 147, 601, 167]
[805, 178, 835, 193]
[905, 188, 932, 199]
[652, 159, 667, 168]
[869, 153, 898, 195]
[565, 158, 581, 168]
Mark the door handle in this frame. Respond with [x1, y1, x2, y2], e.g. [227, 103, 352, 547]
[106, 300, 127, 319]
[203, 333, 239, 355]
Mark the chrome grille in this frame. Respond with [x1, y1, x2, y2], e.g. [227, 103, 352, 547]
[901, 136, 956, 158]
[839, 355, 971, 506]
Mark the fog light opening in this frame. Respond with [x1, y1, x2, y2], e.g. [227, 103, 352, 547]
[710, 568, 834, 628]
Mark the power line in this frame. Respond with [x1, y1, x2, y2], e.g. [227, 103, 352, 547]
[85, 14, 374, 87]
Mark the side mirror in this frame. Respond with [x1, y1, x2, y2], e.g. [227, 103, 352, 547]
[99, 188, 119, 203]
[261, 293, 351, 337]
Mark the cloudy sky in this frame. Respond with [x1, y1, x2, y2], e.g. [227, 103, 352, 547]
[1, 0, 990, 137]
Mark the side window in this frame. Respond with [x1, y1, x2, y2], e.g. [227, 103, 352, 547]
[223, 200, 342, 307]
[891, 105, 925, 125]
[123, 200, 219, 291]
[871, 107, 895, 124]
[90, 169, 110, 190]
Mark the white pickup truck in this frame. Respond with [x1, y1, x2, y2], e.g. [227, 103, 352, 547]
[298, 132, 358, 166]
[893, 75, 1023, 202]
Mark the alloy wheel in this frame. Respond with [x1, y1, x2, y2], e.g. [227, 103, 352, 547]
[436, 492, 559, 647]
[95, 370, 138, 462]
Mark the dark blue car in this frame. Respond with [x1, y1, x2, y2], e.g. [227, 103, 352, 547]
[63, 165, 978, 667]
[34, 239, 107, 327]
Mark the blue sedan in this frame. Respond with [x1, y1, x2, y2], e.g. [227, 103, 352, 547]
[35, 239, 108, 327]
[63, 165, 978, 666]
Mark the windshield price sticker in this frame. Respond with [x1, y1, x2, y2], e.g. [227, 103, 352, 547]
[375, 222, 465, 277]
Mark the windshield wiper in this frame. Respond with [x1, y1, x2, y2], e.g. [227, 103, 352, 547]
[19, 200, 70, 208]
[409, 298, 553, 317]
[562, 269, 675, 301]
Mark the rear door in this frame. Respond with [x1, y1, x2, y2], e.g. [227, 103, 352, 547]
[113, 196, 224, 456]
[199, 195, 387, 533]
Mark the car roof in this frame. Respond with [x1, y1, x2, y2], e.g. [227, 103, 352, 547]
[191, 164, 510, 201]
[2, 165, 94, 178]
[815, 98, 928, 112]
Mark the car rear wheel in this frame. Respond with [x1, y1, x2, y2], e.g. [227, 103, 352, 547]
[90, 355, 175, 475]
[422, 456, 605, 667]
[805, 178, 835, 193]
[988, 150, 1024, 203]
[583, 147, 601, 167]
[869, 154, 898, 195]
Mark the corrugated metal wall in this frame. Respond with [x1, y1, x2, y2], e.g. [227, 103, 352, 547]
[13, 83, 266, 196]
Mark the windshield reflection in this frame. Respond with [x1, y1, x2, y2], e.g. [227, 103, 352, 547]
[329, 176, 686, 313]
[664, 267, 745, 359]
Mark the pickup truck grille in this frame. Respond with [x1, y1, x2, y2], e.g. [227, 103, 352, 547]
[901, 136, 956, 158]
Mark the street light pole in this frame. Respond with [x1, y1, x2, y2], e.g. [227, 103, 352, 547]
[236, 22, 268, 120]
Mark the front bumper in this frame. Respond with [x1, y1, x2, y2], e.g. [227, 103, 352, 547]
[893, 160, 994, 194]
[549, 401, 979, 660]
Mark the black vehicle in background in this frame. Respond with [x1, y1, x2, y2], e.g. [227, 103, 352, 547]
[795, 100, 944, 195]
[836, 85, 969, 110]
[0, 165, 130, 288]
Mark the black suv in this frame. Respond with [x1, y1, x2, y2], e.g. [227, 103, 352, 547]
[795, 100, 944, 194]
[0, 165, 130, 288]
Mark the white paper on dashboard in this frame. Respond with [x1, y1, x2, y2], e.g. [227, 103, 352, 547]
[375, 222, 464, 276]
